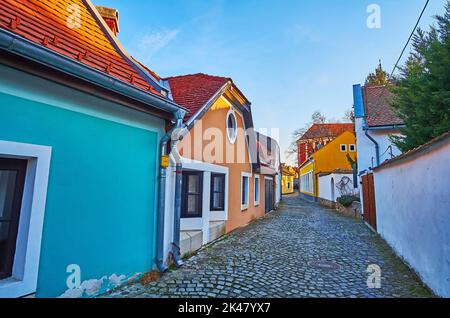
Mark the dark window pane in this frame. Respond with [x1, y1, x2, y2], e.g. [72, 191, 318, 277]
[188, 175, 200, 193]
[0, 171, 18, 220]
[213, 177, 222, 192]
[255, 180, 260, 201]
[210, 174, 225, 211]
[213, 193, 220, 208]
[187, 195, 198, 214]
[0, 222, 10, 243]
[242, 177, 248, 205]
[181, 172, 203, 218]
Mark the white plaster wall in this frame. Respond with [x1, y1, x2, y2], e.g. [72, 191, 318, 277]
[275, 173, 281, 206]
[318, 174, 356, 202]
[355, 118, 402, 174]
[163, 158, 229, 262]
[374, 143, 450, 297]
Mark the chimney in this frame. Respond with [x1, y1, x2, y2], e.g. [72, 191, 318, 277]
[96, 6, 119, 36]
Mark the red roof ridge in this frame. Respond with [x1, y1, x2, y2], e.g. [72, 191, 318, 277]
[163, 73, 231, 81]
[298, 122, 355, 142]
[164, 73, 232, 122]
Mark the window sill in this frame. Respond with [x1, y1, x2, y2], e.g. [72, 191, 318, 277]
[241, 205, 249, 211]
[0, 277, 35, 298]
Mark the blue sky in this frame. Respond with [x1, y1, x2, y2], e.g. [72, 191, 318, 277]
[95, 0, 447, 165]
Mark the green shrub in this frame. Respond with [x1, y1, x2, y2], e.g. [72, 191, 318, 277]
[337, 195, 360, 207]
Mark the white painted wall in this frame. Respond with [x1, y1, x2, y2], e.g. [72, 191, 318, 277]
[355, 118, 402, 174]
[318, 173, 357, 202]
[275, 172, 281, 207]
[373, 141, 450, 297]
[163, 158, 228, 262]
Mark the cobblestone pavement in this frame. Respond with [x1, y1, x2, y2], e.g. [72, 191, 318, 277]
[106, 194, 433, 298]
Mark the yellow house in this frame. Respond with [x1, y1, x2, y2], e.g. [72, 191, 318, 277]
[281, 164, 296, 194]
[299, 131, 357, 200]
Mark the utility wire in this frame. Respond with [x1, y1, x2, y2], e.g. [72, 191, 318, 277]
[390, 0, 430, 79]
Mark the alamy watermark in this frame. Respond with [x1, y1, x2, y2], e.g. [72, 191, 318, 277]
[66, 3, 81, 29]
[66, 263, 81, 289]
[367, 4, 382, 29]
[366, 264, 382, 289]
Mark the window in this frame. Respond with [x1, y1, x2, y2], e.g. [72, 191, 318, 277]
[241, 174, 250, 210]
[287, 182, 291, 189]
[226, 110, 237, 144]
[210, 174, 225, 211]
[0, 140, 51, 298]
[181, 172, 203, 218]
[340, 144, 347, 152]
[254, 175, 260, 206]
[0, 158, 27, 280]
[349, 144, 356, 152]
[300, 172, 314, 194]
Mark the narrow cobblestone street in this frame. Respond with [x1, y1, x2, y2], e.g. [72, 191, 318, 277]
[107, 194, 432, 298]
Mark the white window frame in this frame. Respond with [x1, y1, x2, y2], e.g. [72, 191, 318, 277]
[254, 174, 260, 206]
[0, 140, 52, 298]
[340, 144, 347, 152]
[241, 172, 251, 211]
[226, 109, 238, 145]
[349, 144, 356, 152]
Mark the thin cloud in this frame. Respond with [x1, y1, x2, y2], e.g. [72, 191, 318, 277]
[286, 24, 320, 43]
[137, 29, 180, 62]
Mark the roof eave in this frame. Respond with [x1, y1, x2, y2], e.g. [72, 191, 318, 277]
[85, 0, 167, 95]
[0, 28, 186, 118]
[367, 124, 405, 130]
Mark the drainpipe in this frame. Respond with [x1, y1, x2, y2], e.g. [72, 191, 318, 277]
[169, 125, 186, 268]
[156, 110, 186, 272]
[363, 124, 380, 167]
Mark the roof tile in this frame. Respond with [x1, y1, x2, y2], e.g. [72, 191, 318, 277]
[299, 123, 354, 141]
[363, 85, 403, 127]
[164, 73, 230, 121]
[0, 0, 163, 96]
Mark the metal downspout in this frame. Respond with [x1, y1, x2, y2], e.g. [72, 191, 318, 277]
[364, 125, 380, 167]
[156, 110, 185, 272]
[169, 127, 185, 267]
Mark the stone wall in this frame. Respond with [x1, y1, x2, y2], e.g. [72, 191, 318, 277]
[335, 201, 362, 219]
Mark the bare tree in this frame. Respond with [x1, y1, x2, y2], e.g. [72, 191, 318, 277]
[343, 109, 355, 123]
[285, 110, 327, 163]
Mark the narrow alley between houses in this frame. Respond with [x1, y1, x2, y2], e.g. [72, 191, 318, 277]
[105, 195, 432, 298]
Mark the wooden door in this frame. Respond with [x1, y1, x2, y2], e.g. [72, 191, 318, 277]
[361, 173, 377, 230]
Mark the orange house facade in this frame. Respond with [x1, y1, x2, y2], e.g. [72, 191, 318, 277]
[161, 74, 280, 261]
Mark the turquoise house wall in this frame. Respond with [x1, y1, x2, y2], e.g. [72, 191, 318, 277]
[0, 66, 164, 297]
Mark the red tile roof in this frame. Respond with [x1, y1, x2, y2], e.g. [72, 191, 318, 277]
[363, 85, 403, 127]
[164, 73, 230, 121]
[299, 123, 354, 141]
[0, 0, 163, 96]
